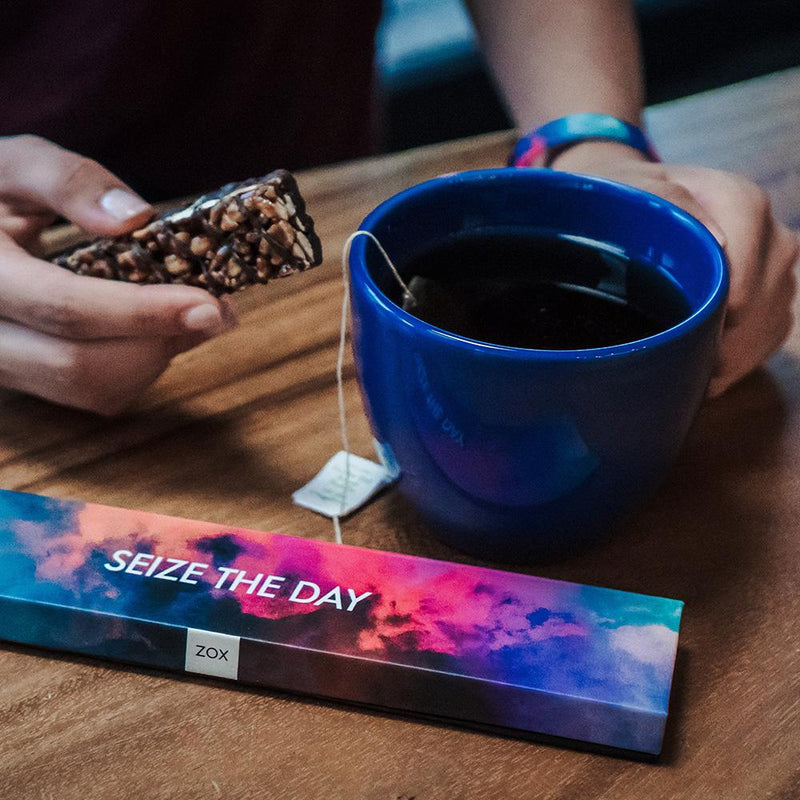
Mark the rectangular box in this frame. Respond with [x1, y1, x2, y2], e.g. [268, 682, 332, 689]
[0, 489, 682, 755]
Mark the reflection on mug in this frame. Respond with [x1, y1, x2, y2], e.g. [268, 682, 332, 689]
[410, 352, 597, 507]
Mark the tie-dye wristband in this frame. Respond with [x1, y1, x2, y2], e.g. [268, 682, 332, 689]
[0, 489, 682, 755]
[509, 113, 660, 168]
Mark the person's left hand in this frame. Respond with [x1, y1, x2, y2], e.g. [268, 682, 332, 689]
[0, 135, 237, 414]
[549, 141, 799, 397]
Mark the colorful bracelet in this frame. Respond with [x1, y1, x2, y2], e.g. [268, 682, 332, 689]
[509, 113, 660, 168]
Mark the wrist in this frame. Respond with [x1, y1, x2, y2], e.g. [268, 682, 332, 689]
[548, 140, 651, 172]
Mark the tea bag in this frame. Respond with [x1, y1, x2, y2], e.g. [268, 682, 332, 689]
[403, 274, 509, 341]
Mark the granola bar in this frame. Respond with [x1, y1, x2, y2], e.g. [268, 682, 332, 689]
[53, 170, 323, 296]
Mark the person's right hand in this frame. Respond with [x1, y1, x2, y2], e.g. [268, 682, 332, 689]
[549, 142, 799, 397]
[0, 135, 237, 415]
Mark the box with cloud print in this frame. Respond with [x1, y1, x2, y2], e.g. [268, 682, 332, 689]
[0, 489, 682, 755]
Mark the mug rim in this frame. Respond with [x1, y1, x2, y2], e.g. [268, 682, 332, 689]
[350, 168, 729, 361]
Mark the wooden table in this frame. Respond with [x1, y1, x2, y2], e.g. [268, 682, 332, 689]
[2, 67, 800, 800]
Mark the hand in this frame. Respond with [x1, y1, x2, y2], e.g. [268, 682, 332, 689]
[550, 141, 799, 397]
[0, 135, 237, 415]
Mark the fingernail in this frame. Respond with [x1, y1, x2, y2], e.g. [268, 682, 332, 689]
[100, 187, 151, 221]
[182, 304, 224, 333]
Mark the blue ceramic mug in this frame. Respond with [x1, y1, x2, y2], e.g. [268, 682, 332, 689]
[349, 169, 727, 561]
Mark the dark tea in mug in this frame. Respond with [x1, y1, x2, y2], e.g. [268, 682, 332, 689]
[401, 232, 692, 350]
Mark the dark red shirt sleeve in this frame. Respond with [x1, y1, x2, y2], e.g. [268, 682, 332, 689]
[0, 0, 382, 199]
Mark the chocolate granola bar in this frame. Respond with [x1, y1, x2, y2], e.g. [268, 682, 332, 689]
[53, 170, 323, 295]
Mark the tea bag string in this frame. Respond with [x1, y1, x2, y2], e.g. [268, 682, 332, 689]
[332, 231, 416, 544]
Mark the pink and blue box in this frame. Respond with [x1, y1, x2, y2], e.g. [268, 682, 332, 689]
[0, 489, 682, 755]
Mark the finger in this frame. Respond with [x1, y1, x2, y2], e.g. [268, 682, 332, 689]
[163, 296, 240, 356]
[668, 167, 776, 304]
[0, 212, 58, 250]
[711, 282, 795, 394]
[707, 304, 793, 398]
[708, 227, 798, 395]
[652, 179, 727, 249]
[722, 217, 790, 328]
[164, 309, 239, 358]
[738, 217, 799, 319]
[0, 135, 153, 235]
[0, 319, 179, 415]
[0, 196, 57, 249]
[0, 234, 233, 340]
[767, 221, 800, 289]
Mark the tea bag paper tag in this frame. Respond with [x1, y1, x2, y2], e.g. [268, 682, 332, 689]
[293, 451, 397, 518]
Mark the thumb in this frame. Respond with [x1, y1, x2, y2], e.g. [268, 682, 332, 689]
[1, 135, 153, 235]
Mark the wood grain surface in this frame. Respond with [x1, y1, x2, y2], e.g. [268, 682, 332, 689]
[3, 67, 800, 800]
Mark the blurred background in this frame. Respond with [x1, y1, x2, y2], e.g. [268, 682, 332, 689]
[377, 0, 800, 152]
